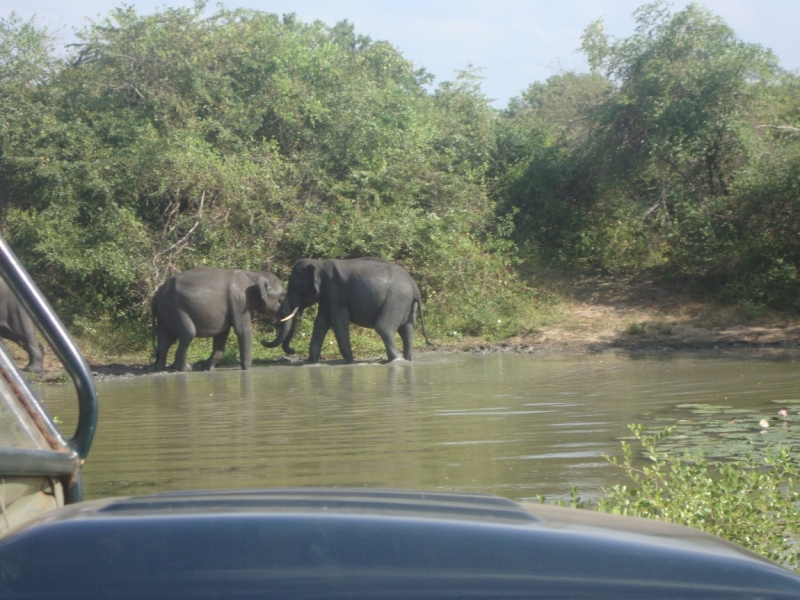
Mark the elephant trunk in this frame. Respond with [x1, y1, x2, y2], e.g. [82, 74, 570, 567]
[261, 298, 299, 353]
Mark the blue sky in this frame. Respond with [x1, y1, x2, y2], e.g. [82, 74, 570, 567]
[3, 1, 799, 107]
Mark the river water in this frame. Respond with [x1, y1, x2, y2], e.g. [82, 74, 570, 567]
[36, 350, 800, 502]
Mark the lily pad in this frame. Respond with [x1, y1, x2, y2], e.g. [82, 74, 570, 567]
[646, 400, 800, 461]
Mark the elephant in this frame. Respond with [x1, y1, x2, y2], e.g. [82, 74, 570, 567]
[262, 257, 431, 363]
[0, 277, 45, 373]
[152, 267, 291, 371]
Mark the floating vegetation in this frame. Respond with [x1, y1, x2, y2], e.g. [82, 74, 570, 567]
[642, 400, 800, 461]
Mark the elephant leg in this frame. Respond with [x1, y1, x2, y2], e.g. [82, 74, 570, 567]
[308, 313, 331, 363]
[172, 337, 194, 372]
[207, 330, 230, 371]
[376, 326, 402, 362]
[374, 313, 402, 362]
[235, 315, 253, 370]
[331, 312, 354, 364]
[171, 313, 196, 371]
[22, 340, 45, 374]
[155, 330, 175, 371]
[16, 327, 44, 373]
[399, 322, 415, 361]
[1, 325, 44, 373]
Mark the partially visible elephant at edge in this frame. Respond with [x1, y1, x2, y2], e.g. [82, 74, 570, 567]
[152, 267, 290, 371]
[262, 257, 431, 363]
[0, 277, 44, 373]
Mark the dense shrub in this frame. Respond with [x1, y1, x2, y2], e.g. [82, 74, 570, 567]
[3, 0, 799, 341]
[496, 2, 800, 306]
[0, 6, 532, 337]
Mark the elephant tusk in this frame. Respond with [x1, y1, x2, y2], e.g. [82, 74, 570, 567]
[280, 306, 299, 322]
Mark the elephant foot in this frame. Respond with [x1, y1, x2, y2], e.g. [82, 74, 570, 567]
[385, 357, 410, 364]
[277, 354, 302, 363]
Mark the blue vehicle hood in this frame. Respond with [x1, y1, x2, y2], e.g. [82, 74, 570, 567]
[1, 488, 799, 599]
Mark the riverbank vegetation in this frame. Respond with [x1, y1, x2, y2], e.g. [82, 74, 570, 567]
[543, 423, 800, 571]
[600, 425, 800, 571]
[1, 2, 799, 360]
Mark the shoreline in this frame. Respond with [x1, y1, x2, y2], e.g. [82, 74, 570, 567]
[28, 322, 799, 382]
[456, 323, 800, 356]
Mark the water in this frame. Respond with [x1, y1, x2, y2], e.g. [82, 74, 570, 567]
[35, 350, 800, 502]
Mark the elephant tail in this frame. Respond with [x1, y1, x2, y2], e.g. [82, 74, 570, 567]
[151, 295, 159, 365]
[415, 294, 433, 347]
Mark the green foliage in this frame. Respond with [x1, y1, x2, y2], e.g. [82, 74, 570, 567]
[4, 0, 799, 348]
[670, 128, 800, 306]
[497, 2, 800, 307]
[494, 72, 610, 265]
[0, 5, 533, 340]
[599, 424, 800, 570]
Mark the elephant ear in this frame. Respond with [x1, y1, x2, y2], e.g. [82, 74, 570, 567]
[305, 263, 321, 299]
[257, 276, 271, 305]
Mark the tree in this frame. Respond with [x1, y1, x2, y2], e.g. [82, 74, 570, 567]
[497, 2, 796, 284]
[1, 5, 531, 336]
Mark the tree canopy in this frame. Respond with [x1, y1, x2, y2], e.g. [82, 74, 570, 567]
[1, 1, 799, 344]
[496, 2, 800, 306]
[0, 4, 525, 337]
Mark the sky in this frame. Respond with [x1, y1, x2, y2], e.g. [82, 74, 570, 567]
[2, 1, 799, 107]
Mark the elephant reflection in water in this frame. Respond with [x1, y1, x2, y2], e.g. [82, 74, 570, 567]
[306, 365, 357, 402]
[386, 362, 415, 399]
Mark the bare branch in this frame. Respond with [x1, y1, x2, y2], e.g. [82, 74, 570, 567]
[642, 200, 663, 219]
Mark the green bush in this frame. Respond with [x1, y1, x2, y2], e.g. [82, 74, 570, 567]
[495, 2, 800, 307]
[598, 425, 800, 570]
[0, 6, 535, 341]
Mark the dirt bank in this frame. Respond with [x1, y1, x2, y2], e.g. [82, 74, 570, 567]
[456, 271, 800, 355]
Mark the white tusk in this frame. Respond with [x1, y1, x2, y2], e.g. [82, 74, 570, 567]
[279, 306, 299, 322]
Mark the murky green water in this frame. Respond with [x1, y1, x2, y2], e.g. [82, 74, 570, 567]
[35, 350, 800, 502]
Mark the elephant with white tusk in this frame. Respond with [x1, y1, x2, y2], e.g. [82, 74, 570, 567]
[261, 257, 431, 363]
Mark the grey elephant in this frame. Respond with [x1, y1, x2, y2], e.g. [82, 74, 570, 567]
[152, 267, 291, 371]
[0, 277, 45, 373]
[262, 257, 431, 363]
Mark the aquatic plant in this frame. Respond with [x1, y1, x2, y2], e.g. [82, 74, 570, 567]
[644, 401, 800, 462]
[598, 424, 800, 571]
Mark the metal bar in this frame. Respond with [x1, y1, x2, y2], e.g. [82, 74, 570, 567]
[0, 341, 70, 452]
[63, 472, 83, 505]
[0, 447, 80, 477]
[0, 235, 98, 460]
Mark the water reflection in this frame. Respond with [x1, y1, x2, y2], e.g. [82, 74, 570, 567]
[35, 350, 800, 502]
